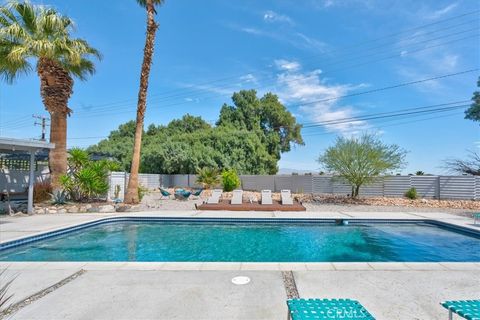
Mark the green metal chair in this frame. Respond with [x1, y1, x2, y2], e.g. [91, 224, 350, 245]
[287, 298, 375, 320]
[441, 300, 479, 320]
[473, 213, 480, 225]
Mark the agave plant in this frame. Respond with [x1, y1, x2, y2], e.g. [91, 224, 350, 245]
[195, 167, 220, 189]
[0, 269, 15, 314]
[50, 190, 68, 205]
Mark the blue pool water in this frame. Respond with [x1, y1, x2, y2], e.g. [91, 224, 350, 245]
[0, 221, 479, 262]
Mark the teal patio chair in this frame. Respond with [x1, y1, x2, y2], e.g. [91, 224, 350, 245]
[473, 213, 480, 225]
[441, 300, 479, 320]
[192, 188, 203, 197]
[174, 189, 191, 201]
[287, 298, 375, 320]
[159, 188, 171, 199]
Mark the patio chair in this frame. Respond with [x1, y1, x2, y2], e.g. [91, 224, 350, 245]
[473, 213, 480, 225]
[281, 189, 294, 205]
[174, 189, 191, 201]
[192, 188, 203, 197]
[160, 188, 171, 200]
[287, 298, 375, 320]
[206, 189, 222, 204]
[261, 190, 272, 205]
[441, 300, 479, 320]
[231, 190, 243, 205]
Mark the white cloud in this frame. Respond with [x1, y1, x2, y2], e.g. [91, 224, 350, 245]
[428, 3, 458, 20]
[263, 10, 294, 25]
[273, 60, 368, 134]
[239, 73, 258, 84]
[275, 59, 301, 71]
[230, 24, 328, 53]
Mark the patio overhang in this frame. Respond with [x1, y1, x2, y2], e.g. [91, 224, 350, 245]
[0, 137, 55, 214]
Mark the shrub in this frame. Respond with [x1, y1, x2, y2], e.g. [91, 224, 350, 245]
[138, 184, 148, 202]
[33, 181, 52, 203]
[405, 187, 418, 200]
[196, 167, 220, 189]
[60, 149, 119, 202]
[221, 169, 241, 192]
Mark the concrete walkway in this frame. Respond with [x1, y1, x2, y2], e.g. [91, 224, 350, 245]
[0, 210, 479, 319]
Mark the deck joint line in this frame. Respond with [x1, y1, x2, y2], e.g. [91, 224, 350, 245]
[282, 271, 299, 299]
[0, 269, 86, 319]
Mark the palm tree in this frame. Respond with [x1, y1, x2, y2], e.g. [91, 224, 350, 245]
[124, 0, 164, 204]
[0, 1, 100, 190]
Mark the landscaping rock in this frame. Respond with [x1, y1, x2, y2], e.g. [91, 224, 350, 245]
[67, 206, 79, 213]
[57, 208, 67, 214]
[98, 205, 115, 213]
[87, 206, 99, 213]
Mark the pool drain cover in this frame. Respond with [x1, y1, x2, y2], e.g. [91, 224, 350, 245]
[231, 276, 250, 285]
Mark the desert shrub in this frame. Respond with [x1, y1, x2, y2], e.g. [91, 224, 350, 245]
[50, 190, 68, 205]
[60, 148, 119, 201]
[138, 184, 148, 201]
[33, 181, 52, 202]
[196, 167, 220, 189]
[405, 187, 418, 200]
[221, 169, 241, 192]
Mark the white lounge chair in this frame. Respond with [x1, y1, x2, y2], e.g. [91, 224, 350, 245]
[281, 189, 294, 205]
[261, 190, 272, 205]
[206, 189, 222, 204]
[231, 190, 243, 205]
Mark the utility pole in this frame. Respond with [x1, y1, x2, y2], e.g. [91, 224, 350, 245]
[33, 114, 50, 141]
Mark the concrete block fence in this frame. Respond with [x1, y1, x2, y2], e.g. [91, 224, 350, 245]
[107, 172, 480, 201]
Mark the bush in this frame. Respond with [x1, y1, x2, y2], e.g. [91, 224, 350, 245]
[196, 167, 220, 189]
[405, 187, 418, 200]
[138, 184, 148, 202]
[60, 148, 119, 202]
[221, 169, 241, 192]
[33, 181, 52, 203]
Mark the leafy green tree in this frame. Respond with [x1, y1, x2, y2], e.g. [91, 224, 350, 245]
[217, 90, 303, 160]
[0, 1, 100, 189]
[465, 77, 480, 122]
[318, 134, 407, 198]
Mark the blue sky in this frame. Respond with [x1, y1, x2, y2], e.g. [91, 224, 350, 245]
[1, 0, 479, 174]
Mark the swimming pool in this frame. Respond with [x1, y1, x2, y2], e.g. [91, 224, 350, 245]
[0, 218, 479, 262]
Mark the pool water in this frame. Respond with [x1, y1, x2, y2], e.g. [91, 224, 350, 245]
[0, 221, 479, 262]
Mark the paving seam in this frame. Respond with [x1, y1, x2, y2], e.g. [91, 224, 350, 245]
[282, 271, 299, 299]
[0, 269, 86, 319]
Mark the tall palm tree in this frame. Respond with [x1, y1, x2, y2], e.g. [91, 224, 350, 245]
[0, 1, 100, 190]
[124, 0, 164, 204]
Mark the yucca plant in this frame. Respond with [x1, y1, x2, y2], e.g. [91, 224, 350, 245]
[196, 167, 220, 189]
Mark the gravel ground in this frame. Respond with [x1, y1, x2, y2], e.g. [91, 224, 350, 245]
[141, 191, 477, 217]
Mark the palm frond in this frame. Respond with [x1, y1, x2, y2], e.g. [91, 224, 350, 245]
[0, 0, 100, 82]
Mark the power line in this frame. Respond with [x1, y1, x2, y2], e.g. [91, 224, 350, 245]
[65, 10, 479, 114]
[293, 68, 478, 109]
[301, 100, 469, 127]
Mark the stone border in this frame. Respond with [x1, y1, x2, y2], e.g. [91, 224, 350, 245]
[1, 262, 479, 271]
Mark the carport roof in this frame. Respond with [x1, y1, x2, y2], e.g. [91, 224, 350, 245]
[0, 137, 55, 151]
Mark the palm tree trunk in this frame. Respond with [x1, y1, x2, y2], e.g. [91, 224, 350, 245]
[37, 58, 73, 190]
[124, 0, 159, 204]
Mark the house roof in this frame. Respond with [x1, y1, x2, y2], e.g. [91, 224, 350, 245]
[0, 137, 55, 152]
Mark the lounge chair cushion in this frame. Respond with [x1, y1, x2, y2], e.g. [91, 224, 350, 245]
[231, 190, 243, 205]
[281, 189, 294, 205]
[206, 189, 222, 204]
[261, 190, 272, 205]
[287, 298, 375, 320]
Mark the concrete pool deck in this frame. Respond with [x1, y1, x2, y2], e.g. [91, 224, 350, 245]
[0, 210, 479, 319]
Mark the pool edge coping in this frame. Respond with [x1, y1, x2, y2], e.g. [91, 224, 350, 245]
[1, 261, 480, 271]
